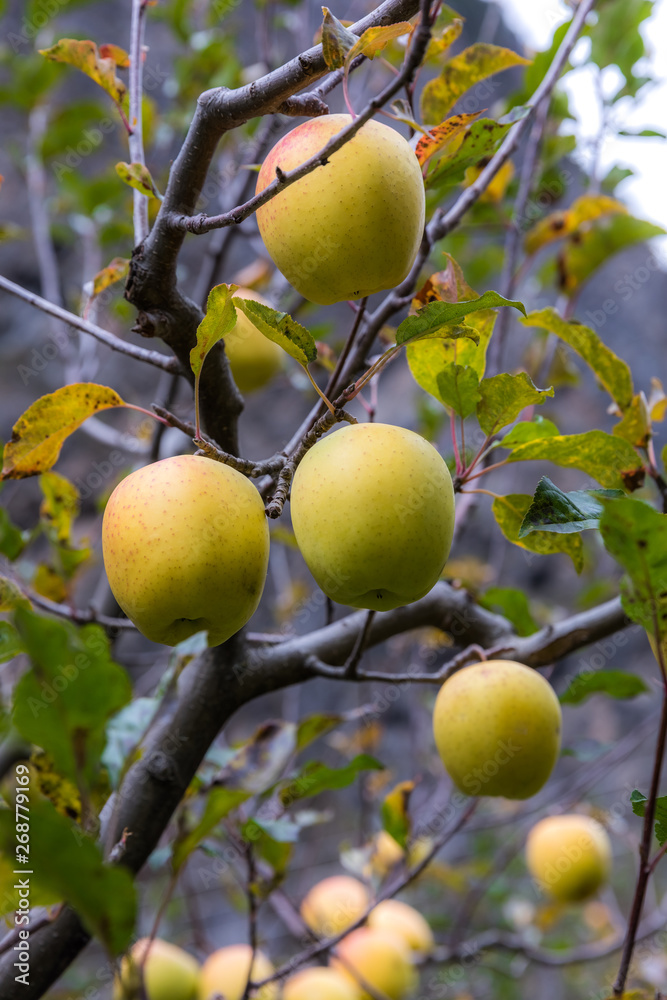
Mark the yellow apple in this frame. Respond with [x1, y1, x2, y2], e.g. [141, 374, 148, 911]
[102, 455, 269, 646]
[113, 938, 199, 1000]
[290, 422, 455, 611]
[367, 899, 434, 956]
[255, 114, 425, 304]
[330, 928, 416, 1000]
[198, 945, 278, 1000]
[226, 287, 284, 393]
[300, 875, 370, 937]
[283, 967, 361, 1000]
[525, 814, 612, 902]
[432, 659, 562, 799]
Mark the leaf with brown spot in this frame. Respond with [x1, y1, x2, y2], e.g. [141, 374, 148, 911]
[415, 112, 481, 167]
[115, 162, 161, 200]
[320, 7, 358, 70]
[2, 384, 126, 480]
[420, 43, 530, 124]
[523, 194, 626, 256]
[39, 39, 128, 110]
[97, 43, 130, 67]
[88, 256, 130, 300]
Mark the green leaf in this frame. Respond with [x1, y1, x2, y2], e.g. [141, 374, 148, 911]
[478, 586, 538, 636]
[397, 291, 524, 347]
[172, 788, 250, 870]
[425, 116, 526, 195]
[506, 430, 642, 490]
[279, 754, 383, 807]
[619, 127, 666, 138]
[492, 494, 584, 572]
[296, 713, 344, 752]
[321, 7, 358, 70]
[2, 384, 126, 480]
[498, 415, 560, 449]
[0, 797, 136, 953]
[190, 283, 239, 379]
[476, 372, 553, 435]
[115, 161, 162, 200]
[0, 575, 30, 611]
[630, 790, 667, 846]
[588, 0, 653, 98]
[420, 44, 530, 123]
[242, 817, 294, 875]
[612, 393, 652, 448]
[560, 669, 649, 705]
[436, 363, 480, 418]
[522, 308, 633, 411]
[0, 621, 24, 663]
[381, 780, 414, 849]
[0, 507, 26, 560]
[218, 721, 297, 795]
[518, 476, 624, 537]
[560, 213, 665, 293]
[599, 498, 667, 663]
[233, 298, 317, 367]
[12, 609, 132, 788]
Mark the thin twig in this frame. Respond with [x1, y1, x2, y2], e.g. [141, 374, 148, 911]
[129, 0, 150, 242]
[25, 590, 136, 631]
[344, 610, 376, 678]
[254, 797, 477, 989]
[168, 6, 434, 236]
[152, 404, 286, 477]
[487, 94, 552, 375]
[0, 274, 180, 373]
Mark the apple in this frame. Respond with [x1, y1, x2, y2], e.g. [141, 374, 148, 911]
[330, 927, 416, 1000]
[300, 875, 370, 937]
[113, 937, 199, 1000]
[283, 967, 361, 1000]
[198, 945, 278, 1000]
[525, 814, 612, 902]
[290, 423, 455, 611]
[367, 899, 434, 956]
[102, 455, 269, 646]
[255, 114, 425, 304]
[432, 659, 562, 799]
[226, 287, 284, 393]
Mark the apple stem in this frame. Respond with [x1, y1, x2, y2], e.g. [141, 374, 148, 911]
[305, 365, 336, 415]
[343, 69, 357, 120]
[194, 371, 202, 439]
[450, 411, 463, 475]
[124, 403, 171, 428]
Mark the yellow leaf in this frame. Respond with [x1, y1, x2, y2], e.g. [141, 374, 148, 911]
[98, 43, 130, 67]
[420, 43, 530, 124]
[115, 162, 161, 200]
[39, 472, 79, 545]
[415, 112, 481, 167]
[2, 384, 125, 480]
[347, 22, 413, 63]
[33, 564, 67, 603]
[648, 377, 667, 422]
[464, 157, 514, 202]
[90, 256, 130, 298]
[39, 38, 127, 109]
[426, 7, 464, 61]
[523, 194, 626, 256]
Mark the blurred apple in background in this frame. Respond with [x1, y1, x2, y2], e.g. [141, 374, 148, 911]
[226, 287, 284, 393]
[526, 814, 612, 902]
[113, 938, 199, 1000]
[300, 875, 370, 937]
